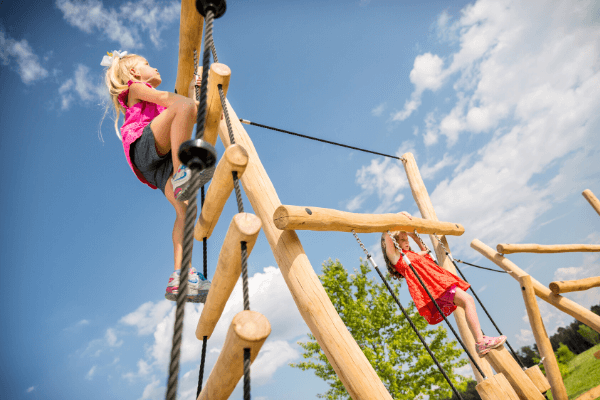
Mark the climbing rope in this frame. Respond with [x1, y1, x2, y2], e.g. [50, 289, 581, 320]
[454, 258, 507, 274]
[240, 119, 405, 162]
[352, 231, 463, 400]
[387, 231, 488, 380]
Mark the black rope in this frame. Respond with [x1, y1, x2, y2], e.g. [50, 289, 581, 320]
[244, 348, 251, 400]
[197, 336, 208, 397]
[240, 119, 405, 161]
[351, 231, 463, 400]
[454, 259, 507, 274]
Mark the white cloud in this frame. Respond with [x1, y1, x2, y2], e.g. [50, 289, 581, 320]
[420, 153, 456, 180]
[55, 0, 180, 49]
[140, 376, 163, 400]
[0, 28, 48, 84]
[371, 102, 386, 117]
[251, 340, 299, 384]
[86, 365, 97, 380]
[121, 300, 173, 335]
[59, 64, 108, 111]
[515, 328, 534, 345]
[106, 328, 123, 347]
[25, 386, 35, 393]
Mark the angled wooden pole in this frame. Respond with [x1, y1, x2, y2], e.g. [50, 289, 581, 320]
[196, 213, 261, 340]
[524, 365, 551, 394]
[175, 0, 203, 97]
[475, 373, 519, 400]
[576, 384, 600, 400]
[217, 99, 393, 400]
[583, 189, 600, 216]
[519, 275, 568, 400]
[497, 243, 600, 254]
[203, 63, 231, 146]
[550, 276, 600, 294]
[484, 345, 544, 400]
[471, 239, 600, 333]
[401, 152, 494, 383]
[273, 205, 465, 235]
[197, 310, 270, 400]
[194, 144, 249, 240]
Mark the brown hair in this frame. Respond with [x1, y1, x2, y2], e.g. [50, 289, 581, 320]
[380, 232, 405, 280]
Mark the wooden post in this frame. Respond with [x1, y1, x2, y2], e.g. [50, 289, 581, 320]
[519, 275, 568, 400]
[203, 63, 231, 146]
[497, 243, 600, 254]
[273, 205, 465, 235]
[524, 365, 551, 394]
[549, 276, 600, 294]
[197, 310, 271, 400]
[575, 384, 600, 400]
[216, 99, 393, 399]
[402, 152, 494, 382]
[471, 239, 600, 333]
[583, 189, 600, 216]
[484, 345, 545, 400]
[194, 144, 249, 240]
[196, 213, 261, 340]
[475, 373, 520, 400]
[175, 0, 203, 97]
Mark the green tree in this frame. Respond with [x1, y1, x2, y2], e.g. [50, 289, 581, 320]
[290, 259, 468, 399]
[578, 324, 600, 345]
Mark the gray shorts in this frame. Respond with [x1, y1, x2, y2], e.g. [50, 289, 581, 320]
[130, 122, 173, 195]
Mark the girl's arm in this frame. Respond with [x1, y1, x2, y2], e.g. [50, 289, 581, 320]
[383, 233, 401, 266]
[128, 82, 197, 109]
[188, 67, 202, 100]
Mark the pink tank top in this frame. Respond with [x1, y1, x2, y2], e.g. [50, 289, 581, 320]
[118, 80, 167, 189]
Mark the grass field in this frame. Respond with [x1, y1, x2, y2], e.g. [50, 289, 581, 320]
[547, 343, 600, 400]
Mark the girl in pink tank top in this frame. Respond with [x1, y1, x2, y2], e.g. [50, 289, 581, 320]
[101, 50, 210, 303]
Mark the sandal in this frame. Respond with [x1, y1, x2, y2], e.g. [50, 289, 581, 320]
[476, 335, 507, 356]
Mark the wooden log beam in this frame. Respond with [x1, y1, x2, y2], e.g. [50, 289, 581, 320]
[197, 310, 270, 400]
[203, 63, 231, 146]
[549, 276, 600, 294]
[217, 99, 393, 400]
[519, 275, 568, 400]
[273, 205, 465, 235]
[497, 243, 600, 254]
[196, 213, 261, 340]
[485, 345, 545, 400]
[524, 365, 551, 394]
[583, 189, 600, 216]
[575, 384, 600, 400]
[175, 0, 203, 97]
[194, 144, 249, 240]
[471, 239, 600, 333]
[476, 373, 520, 400]
[402, 152, 494, 383]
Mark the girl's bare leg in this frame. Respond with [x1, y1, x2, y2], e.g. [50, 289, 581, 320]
[453, 288, 484, 343]
[164, 178, 189, 271]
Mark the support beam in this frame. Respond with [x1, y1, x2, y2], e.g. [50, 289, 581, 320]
[197, 310, 270, 400]
[194, 144, 248, 240]
[550, 276, 600, 294]
[402, 152, 494, 383]
[576, 384, 600, 400]
[497, 243, 600, 254]
[485, 345, 544, 400]
[217, 99, 393, 400]
[524, 365, 551, 394]
[471, 239, 600, 333]
[196, 213, 261, 339]
[273, 205, 465, 235]
[203, 63, 231, 146]
[476, 373, 520, 400]
[583, 189, 600, 216]
[175, 0, 203, 97]
[519, 275, 568, 400]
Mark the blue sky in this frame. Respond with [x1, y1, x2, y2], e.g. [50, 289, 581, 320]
[1, 0, 599, 399]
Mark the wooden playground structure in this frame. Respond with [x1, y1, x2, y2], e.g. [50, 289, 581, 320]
[170, 2, 600, 399]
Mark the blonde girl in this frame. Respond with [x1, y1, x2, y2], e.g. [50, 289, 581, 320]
[101, 50, 209, 302]
[381, 212, 506, 356]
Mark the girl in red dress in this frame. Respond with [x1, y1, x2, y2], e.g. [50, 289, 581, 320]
[381, 212, 506, 356]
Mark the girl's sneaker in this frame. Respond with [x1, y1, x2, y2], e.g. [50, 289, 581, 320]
[165, 267, 210, 303]
[476, 335, 507, 356]
[172, 164, 193, 201]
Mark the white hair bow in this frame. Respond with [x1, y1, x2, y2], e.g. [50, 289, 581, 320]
[100, 50, 128, 67]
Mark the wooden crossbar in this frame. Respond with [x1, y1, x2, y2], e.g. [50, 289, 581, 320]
[583, 189, 600, 216]
[273, 205, 465, 235]
[196, 213, 261, 340]
[197, 310, 270, 400]
[575, 384, 600, 400]
[549, 276, 600, 294]
[497, 243, 600, 254]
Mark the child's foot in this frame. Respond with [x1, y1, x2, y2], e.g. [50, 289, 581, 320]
[164, 267, 210, 303]
[172, 164, 194, 201]
[476, 335, 507, 356]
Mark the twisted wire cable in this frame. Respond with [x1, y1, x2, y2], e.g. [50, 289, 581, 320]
[454, 258, 507, 273]
[166, 10, 215, 400]
[351, 231, 463, 400]
[197, 336, 208, 397]
[244, 348, 251, 400]
[388, 231, 488, 380]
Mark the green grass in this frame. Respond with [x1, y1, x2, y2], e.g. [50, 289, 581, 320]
[547, 344, 600, 400]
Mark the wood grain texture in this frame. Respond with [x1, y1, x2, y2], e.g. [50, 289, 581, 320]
[524, 365, 551, 394]
[197, 310, 270, 400]
[519, 275, 568, 400]
[485, 345, 545, 400]
[471, 239, 600, 333]
[583, 189, 600, 216]
[549, 276, 600, 294]
[273, 205, 465, 235]
[402, 152, 494, 383]
[175, 0, 203, 97]
[203, 63, 231, 146]
[196, 213, 261, 339]
[475, 373, 520, 400]
[194, 144, 248, 240]
[497, 243, 600, 254]
[216, 99, 393, 400]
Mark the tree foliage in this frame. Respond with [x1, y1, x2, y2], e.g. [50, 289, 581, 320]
[290, 259, 468, 399]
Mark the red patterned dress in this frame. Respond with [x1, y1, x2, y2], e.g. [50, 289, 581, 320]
[394, 251, 470, 325]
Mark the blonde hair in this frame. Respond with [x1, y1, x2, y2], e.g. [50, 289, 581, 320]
[380, 231, 408, 281]
[101, 53, 146, 140]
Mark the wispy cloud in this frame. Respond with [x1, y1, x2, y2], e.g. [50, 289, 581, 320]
[86, 365, 97, 381]
[59, 64, 107, 110]
[25, 386, 36, 393]
[0, 27, 48, 84]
